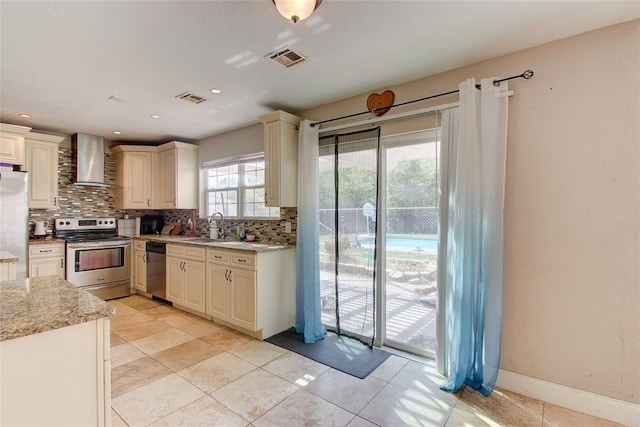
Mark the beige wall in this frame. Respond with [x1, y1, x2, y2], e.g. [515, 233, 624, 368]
[301, 20, 640, 404]
[197, 20, 639, 403]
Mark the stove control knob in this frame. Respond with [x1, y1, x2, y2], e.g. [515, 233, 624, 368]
[110, 220, 114, 224]
[59, 221, 64, 226]
[65, 221, 70, 225]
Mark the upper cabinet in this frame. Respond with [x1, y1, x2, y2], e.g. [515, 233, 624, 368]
[24, 132, 64, 209]
[0, 123, 31, 166]
[259, 111, 302, 207]
[157, 142, 198, 209]
[112, 142, 198, 210]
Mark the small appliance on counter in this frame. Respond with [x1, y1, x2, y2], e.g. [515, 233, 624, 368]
[140, 214, 164, 235]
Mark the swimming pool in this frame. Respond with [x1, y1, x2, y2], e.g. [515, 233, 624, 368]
[360, 237, 438, 250]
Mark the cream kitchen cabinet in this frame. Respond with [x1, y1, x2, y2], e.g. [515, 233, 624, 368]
[156, 142, 198, 209]
[28, 242, 65, 278]
[0, 123, 30, 166]
[205, 247, 295, 339]
[133, 240, 147, 292]
[166, 244, 206, 313]
[259, 110, 302, 207]
[112, 146, 155, 209]
[24, 132, 64, 208]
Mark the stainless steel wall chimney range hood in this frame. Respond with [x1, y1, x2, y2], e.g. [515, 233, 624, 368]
[72, 133, 110, 187]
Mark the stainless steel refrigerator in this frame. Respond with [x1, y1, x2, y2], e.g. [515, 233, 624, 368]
[0, 169, 28, 280]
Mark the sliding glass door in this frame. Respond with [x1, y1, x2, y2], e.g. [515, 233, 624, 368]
[318, 128, 381, 345]
[380, 130, 440, 357]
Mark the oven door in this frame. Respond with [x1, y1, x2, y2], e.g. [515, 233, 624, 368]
[66, 242, 131, 288]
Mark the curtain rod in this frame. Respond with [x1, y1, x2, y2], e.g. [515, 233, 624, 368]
[310, 69, 534, 128]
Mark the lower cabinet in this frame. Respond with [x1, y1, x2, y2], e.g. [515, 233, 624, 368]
[166, 244, 206, 313]
[206, 250, 257, 331]
[205, 247, 295, 339]
[29, 242, 65, 278]
[133, 240, 147, 292]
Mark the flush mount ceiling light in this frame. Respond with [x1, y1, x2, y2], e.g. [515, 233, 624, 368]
[151, 114, 160, 119]
[210, 88, 222, 94]
[272, 0, 322, 23]
[19, 113, 31, 118]
[113, 131, 122, 135]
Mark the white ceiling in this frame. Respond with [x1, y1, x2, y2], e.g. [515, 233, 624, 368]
[1, 1, 638, 143]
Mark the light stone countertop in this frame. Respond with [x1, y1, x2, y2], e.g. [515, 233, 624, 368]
[28, 238, 65, 245]
[133, 235, 295, 253]
[0, 251, 18, 263]
[0, 276, 115, 342]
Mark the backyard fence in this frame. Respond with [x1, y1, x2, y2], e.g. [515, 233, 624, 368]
[319, 207, 438, 236]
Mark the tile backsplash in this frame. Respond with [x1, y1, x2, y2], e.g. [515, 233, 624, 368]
[29, 147, 297, 244]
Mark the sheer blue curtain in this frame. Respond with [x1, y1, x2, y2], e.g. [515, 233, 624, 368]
[295, 120, 327, 343]
[440, 78, 508, 396]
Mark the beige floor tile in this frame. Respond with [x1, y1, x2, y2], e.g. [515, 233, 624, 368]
[542, 403, 623, 426]
[304, 368, 386, 414]
[360, 382, 454, 427]
[152, 338, 223, 371]
[111, 356, 172, 397]
[211, 369, 299, 422]
[141, 305, 176, 319]
[111, 409, 128, 427]
[445, 406, 496, 426]
[455, 387, 543, 427]
[262, 351, 330, 386]
[119, 294, 163, 311]
[111, 342, 145, 368]
[347, 416, 379, 427]
[178, 352, 256, 393]
[110, 312, 154, 330]
[110, 303, 139, 317]
[161, 312, 223, 337]
[229, 339, 288, 367]
[113, 319, 173, 341]
[149, 395, 248, 427]
[254, 389, 354, 427]
[370, 354, 409, 382]
[389, 360, 459, 406]
[111, 331, 126, 347]
[129, 327, 195, 355]
[112, 373, 204, 427]
[200, 328, 252, 350]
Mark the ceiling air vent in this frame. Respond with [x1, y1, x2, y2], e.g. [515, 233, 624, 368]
[175, 91, 208, 104]
[266, 47, 308, 68]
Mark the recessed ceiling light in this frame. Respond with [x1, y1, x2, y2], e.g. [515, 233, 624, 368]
[113, 131, 122, 135]
[19, 114, 31, 118]
[210, 88, 222, 94]
[151, 114, 160, 119]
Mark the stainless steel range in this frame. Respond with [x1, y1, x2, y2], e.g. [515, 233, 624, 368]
[55, 218, 131, 300]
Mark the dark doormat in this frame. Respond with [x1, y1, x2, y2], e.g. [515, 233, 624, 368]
[265, 328, 391, 379]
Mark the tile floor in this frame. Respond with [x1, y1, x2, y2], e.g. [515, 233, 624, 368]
[109, 295, 621, 427]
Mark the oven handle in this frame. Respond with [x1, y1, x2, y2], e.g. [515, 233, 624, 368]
[67, 243, 131, 250]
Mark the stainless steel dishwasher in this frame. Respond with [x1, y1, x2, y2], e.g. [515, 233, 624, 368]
[146, 242, 166, 300]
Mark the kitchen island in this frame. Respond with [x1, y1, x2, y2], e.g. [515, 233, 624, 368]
[0, 276, 114, 426]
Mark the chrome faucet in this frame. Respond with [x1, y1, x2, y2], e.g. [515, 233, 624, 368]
[209, 212, 225, 239]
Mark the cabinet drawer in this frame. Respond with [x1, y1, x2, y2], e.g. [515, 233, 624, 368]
[184, 246, 206, 262]
[134, 241, 146, 251]
[207, 249, 229, 265]
[166, 244, 184, 258]
[29, 243, 64, 258]
[230, 253, 256, 270]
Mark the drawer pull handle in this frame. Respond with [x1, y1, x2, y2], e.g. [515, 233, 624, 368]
[41, 249, 53, 253]
[60, 259, 64, 268]
[215, 255, 222, 259]
[238, 259, 246, 263]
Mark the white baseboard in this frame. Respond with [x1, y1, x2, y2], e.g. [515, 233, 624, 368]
[496, 369, 640, 426]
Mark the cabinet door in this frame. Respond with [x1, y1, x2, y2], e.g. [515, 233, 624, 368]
[263, 121, 280, 207]
[25, 140, 58, 208]
[229, 268, 257, 331]
[183, 260, 205, 313]
[158, 148, 177, 209]
[133, 250, 147, 292]
[30, 258, 62, 278]
[0, 133, 24, 165]
[127, 152, 153, 209]
[166, 256, 185, 304]
[206, 264, 230, 319]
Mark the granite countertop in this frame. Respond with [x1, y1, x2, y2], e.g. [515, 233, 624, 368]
[133, 235, 294, 253]
[0, 276, 115, 342]
[0, 251, 18, 263]
[28, 238, 65, 245]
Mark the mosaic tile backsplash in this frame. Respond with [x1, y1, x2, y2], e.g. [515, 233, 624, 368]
[28, 147, 297, 245]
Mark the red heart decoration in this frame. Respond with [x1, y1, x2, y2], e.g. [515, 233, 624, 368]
[367, 90, 395, 117]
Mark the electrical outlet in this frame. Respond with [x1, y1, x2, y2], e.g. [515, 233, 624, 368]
[284, 221, 292, 233]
